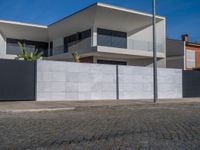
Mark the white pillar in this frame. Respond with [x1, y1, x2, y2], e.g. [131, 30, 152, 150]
[91, 26, 97, 47]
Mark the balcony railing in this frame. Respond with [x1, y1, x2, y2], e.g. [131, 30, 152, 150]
[51, 36, 164, 56]
[127, 39, 164, 53]
[68, 38, 91, 52]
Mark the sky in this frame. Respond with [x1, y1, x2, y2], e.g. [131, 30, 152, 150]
[0, 0, 199, 42]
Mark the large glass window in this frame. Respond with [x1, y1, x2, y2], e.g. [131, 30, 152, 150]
[6, 38, 48, 57]
[97, 28, 127, 49]
[64, 29, 91, 53]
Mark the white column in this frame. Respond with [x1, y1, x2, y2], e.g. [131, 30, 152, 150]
[0, 33, 6, 55]
[91, 26, 97, 47]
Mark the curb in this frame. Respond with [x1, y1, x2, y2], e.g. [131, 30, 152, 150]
[0, 107, 76, 113]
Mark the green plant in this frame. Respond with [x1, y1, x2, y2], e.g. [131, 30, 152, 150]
[72, 52, 80, 63]
[15, 42, 43, 61]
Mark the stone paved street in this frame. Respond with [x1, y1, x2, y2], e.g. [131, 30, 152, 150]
[0, 101, 200, 150]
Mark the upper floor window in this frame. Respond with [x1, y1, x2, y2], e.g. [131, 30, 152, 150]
[64, 29, 91, 53]
[6, 38, 49, 57]
[97, 28, 127, 49]
[186, 50, 196, 69]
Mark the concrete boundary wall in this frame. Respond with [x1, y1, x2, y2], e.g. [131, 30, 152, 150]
[36, 60, 183, 101]
[0, 59, 36, 101]
[183, 71, 200, 98]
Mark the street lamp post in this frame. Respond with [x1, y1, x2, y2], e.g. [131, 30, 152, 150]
[152, 0, 158, 103]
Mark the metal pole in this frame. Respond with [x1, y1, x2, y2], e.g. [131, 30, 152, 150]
[152, 0, 158, 103]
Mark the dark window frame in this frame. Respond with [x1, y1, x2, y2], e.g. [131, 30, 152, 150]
[97, 28, 127, 49]
[64, 29, 91, 53]
[6, 38, 49, 57]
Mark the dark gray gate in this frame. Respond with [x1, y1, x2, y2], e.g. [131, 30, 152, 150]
[0, 59, 36, 101]
[183, 70, 200, 98]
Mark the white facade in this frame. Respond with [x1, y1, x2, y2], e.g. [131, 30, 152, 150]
[0, 3, 166, 67]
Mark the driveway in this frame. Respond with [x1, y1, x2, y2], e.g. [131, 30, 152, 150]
[0, 100, 200, 150]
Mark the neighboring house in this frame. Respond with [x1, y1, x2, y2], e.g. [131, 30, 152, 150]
[0, 3, 166, 67]
[166, 34, 200, 70]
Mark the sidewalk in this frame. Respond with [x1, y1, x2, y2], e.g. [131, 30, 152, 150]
[0, 98, 200, 113]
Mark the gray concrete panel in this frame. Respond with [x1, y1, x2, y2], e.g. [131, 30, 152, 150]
[37, 60, 116, 101]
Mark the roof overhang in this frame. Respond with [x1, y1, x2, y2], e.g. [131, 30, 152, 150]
[48, 3, 165, 39]
[0, 20, 48, 41]
[94, 3, 165, 32]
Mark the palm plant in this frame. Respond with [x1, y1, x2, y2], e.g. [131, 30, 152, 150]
[72, 52, 80, 63]
[15, 42, 43, 61]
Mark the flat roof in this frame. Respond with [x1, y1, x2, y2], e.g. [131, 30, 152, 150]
[97, 3, 165, 19]
[0, 3, 165, 28]
[49, 2, 165, 26]
[0, 20, 47, 28]
[167, 38, 200, 47]
[187, 42, 200, 47]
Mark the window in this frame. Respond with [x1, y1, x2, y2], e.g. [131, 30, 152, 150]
[64, 29, 91, 53]
[6, 38, 49, 57]
[186, 50, 196, 69]
[6, 39, 24, 55]
[97, 59, 127, 65]
[49, 42, 53, 56]
[97, 28, 127, 48]
[78, 29, 91, 40]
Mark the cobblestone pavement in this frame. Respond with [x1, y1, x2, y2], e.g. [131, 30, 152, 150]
[0, 102, 200, 150]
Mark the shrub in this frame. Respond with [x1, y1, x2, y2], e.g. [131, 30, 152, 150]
[72, 52, 80, 63]
[15, 42, 43, 61]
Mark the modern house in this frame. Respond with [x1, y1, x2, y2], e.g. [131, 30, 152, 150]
[166, 34, 200, 70]
[0, 3, 166, 67]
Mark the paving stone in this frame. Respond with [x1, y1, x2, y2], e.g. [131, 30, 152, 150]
[0, 102, 200, 149]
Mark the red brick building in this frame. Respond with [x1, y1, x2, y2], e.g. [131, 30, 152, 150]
[182, 34, 200, 70]
[166, 35, 200, 70]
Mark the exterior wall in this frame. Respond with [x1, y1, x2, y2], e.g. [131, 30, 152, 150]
[185, 44, 200, 69]
[127, 20, 166, 53]
[36, 60, 182, 101]
[166, 39, 185, 69]
[166, 39, 184, 57]
[119, 66, 182, 99]
[0, 32, 6, 55]
[166, 56, 184, 69]
[36, 60, 117, 101]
